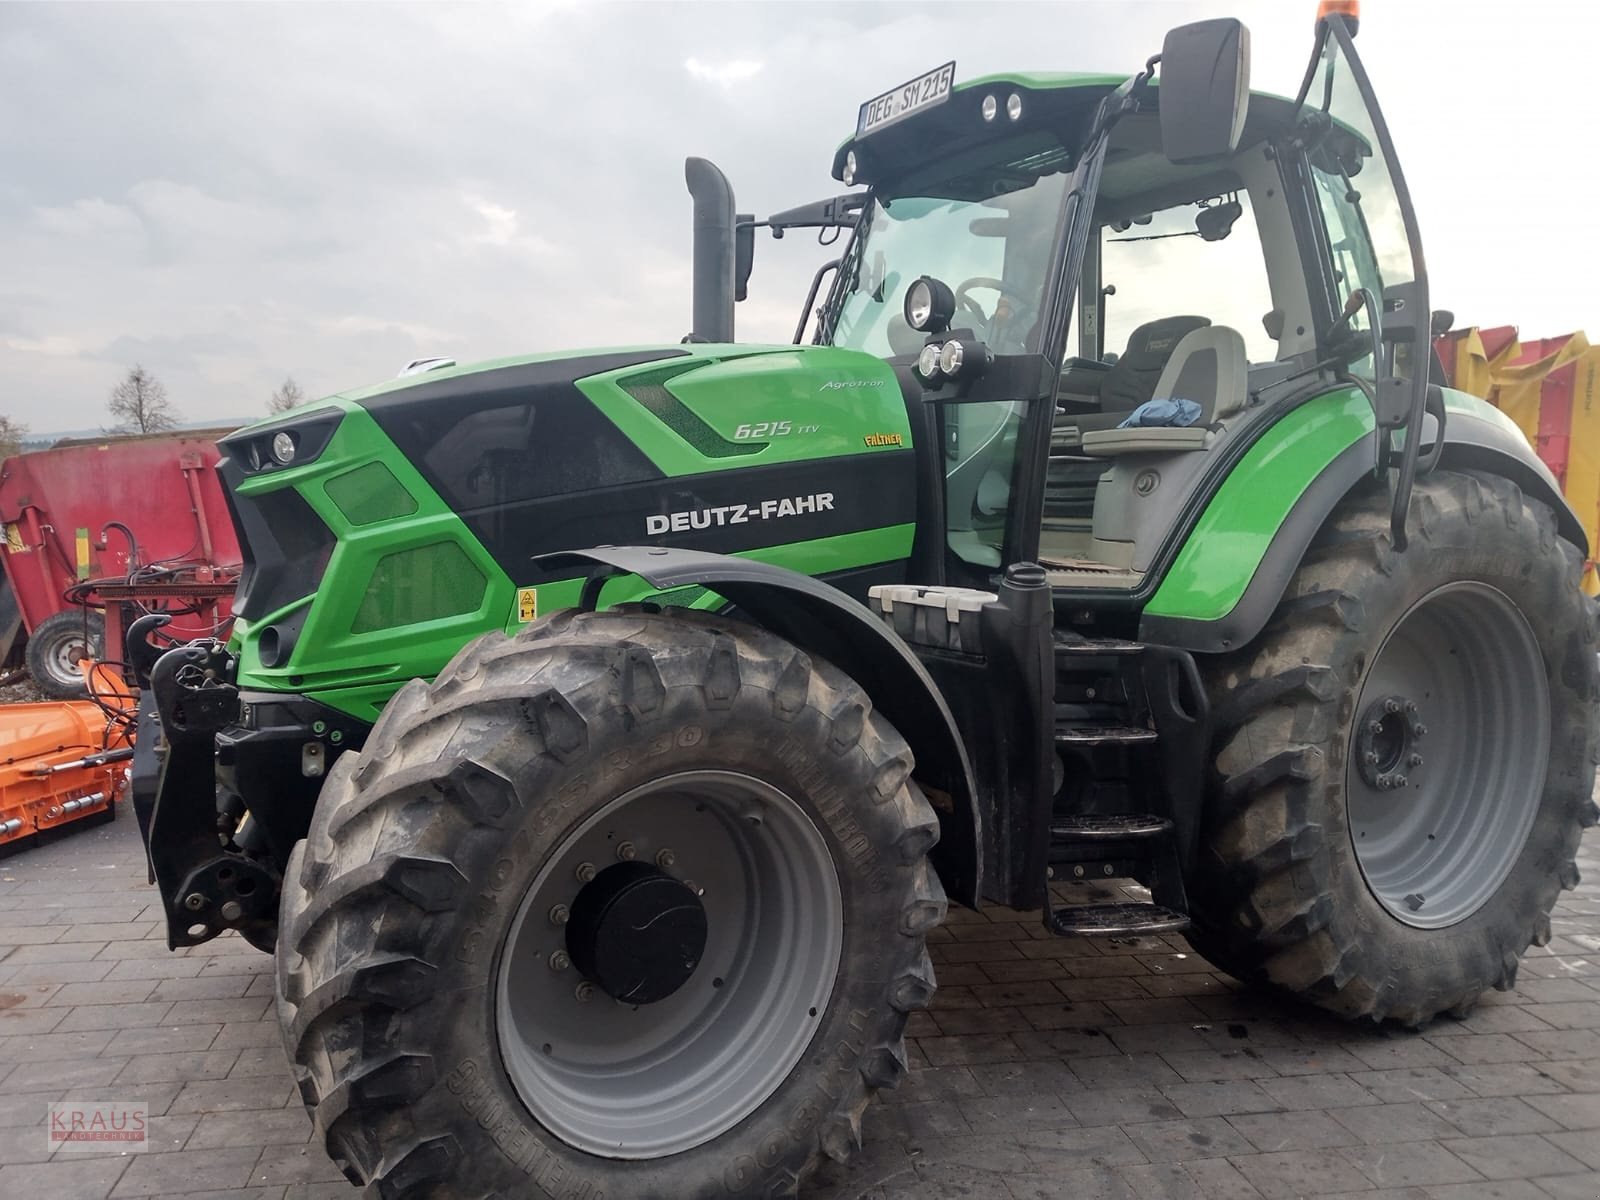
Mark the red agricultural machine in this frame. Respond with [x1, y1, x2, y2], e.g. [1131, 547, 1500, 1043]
[0, 429, 242, 697]
[0, 428, 242, 852]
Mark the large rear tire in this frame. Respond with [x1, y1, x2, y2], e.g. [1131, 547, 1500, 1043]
[276, 608, 945, 1198]
[26, 610, 105, 699]
[1190, 471, 1599, 1024]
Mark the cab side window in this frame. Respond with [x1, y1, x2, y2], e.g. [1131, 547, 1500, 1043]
[1304, 26, 1418, 378]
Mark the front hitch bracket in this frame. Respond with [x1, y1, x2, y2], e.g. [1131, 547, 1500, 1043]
[141, 639, 277, 949]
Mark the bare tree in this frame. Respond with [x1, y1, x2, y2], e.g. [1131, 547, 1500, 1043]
[0, 415, 26, 459]
[268, 377, 305, 414]
[107, 364, 178, 434]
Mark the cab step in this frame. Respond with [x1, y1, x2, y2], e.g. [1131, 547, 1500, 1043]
[1046, 902, 1191, 937]
[1050, 813, 1172, 840]
[1054, 637, 1146, 657]
[1055, 724, 1158, 745]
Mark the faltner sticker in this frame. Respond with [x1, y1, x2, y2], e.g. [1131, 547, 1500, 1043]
[647, 493, 835, 535]
[516, 587, 538, 622]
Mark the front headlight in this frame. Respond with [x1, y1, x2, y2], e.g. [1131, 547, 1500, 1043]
[270, 431, 297, 465]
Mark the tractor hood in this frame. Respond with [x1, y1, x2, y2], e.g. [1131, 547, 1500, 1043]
[216, 343, 919, 719]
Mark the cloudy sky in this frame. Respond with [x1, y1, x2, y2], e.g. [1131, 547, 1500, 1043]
[3, 0, 1596, 434]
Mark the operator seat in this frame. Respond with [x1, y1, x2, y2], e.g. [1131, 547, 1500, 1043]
[1044, 316, 1211, 526]
[1079, 326, 1248, 455]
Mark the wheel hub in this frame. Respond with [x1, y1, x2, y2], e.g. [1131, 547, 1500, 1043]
[565, 861, 707, 1003]
[1354, 694, 1425, 790]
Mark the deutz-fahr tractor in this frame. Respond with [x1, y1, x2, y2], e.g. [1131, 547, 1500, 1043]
[132, 7, 1598, 1197]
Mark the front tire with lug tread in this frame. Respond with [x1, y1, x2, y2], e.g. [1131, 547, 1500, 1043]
[275, 607, 945, 1198]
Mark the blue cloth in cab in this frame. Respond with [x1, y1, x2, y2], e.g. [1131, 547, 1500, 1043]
[1116, 398, 1203, 429]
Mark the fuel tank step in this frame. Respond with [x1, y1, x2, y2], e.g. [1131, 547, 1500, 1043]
[1050, 813, 1172, 840]
[1046, 902, 1191, 936]
[1053, 637, 1146, 656]
[1054, 724, 1158, 745]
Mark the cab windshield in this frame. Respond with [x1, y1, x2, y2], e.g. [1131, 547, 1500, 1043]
[822, 166, 1072, 358]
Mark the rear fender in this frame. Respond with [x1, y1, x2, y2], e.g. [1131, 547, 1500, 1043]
[538, 546, 984, 908]
[1141, 387, 1583, 654]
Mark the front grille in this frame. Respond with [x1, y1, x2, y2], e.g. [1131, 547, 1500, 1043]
[225, 482, 335, 621]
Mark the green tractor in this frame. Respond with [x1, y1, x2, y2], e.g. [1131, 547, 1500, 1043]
[133, 8, 1597, 1198]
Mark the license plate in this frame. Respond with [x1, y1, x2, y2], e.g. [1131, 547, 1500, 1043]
[857, 62, 956, 138]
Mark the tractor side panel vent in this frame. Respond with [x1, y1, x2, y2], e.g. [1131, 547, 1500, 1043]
[622, 365, 764, 459]
[325, 462, 419, 526]
[352, 541, 486, 634]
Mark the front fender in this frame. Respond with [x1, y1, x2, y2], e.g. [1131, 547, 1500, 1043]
[537, 546, 984, 908]
[1140, 386, 1583, 654]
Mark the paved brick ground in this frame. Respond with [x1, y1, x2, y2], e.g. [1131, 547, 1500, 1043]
[3, 810, 1600, 1199]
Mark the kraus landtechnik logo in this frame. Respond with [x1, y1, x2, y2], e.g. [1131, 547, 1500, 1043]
[49, 1101, 148, 1153]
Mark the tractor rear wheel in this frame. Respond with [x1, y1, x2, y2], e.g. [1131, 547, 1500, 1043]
[275, 608, 944, 1198]
[1190, 470, 1599, 1024]
[26, 610, 105, 699]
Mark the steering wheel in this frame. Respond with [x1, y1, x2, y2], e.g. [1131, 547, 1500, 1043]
[953, 277, 1036, 352]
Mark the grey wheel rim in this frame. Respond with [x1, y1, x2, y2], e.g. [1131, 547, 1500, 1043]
[45, 629, 93, 687]
[1346, 581, 1550, 929]
[495, 769, 844, 1158]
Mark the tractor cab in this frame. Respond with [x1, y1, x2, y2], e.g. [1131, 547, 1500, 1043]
[814, 12, 1431, 614]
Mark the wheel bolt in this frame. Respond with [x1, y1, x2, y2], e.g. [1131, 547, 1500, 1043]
[617, 842, 637, 862]
[1405, 701, 1417, 714]
[183, 892, 207, 912]
[549, 950, 570, 972]
[1384, 698, 1401, 714]
[575, 982, 594, 1003]
[549, 904, 570, 926]
[1369, 720, 1384, 735]
[1413, 724, 1427, 738]
[656, 848, 676, 868]
[1393, 774, 1408, 787]
[1365, 751, 1380, 765]
[1102, 864, 1114, 876]
[1073, 865, 1085, 878]
[684, 880, 703, 896]
[575, 862, 596, 883]
[1409, 753, 1424, 768]
[1377, 775, 1392, 791]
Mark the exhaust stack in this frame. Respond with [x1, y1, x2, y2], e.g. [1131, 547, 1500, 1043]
[685, 157, 736, 343]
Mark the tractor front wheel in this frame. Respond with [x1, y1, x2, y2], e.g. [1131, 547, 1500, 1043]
[275, 608, 944, 1198]
[1191, 471, 1599, 1024]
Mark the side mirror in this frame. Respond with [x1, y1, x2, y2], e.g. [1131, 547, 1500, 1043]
[734, 213, 755, 303]
[1159, 18, 1251, 165]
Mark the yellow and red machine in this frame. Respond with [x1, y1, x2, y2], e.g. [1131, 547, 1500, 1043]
[0, 661, 136, 854]
[1436, 326, 1600, 593]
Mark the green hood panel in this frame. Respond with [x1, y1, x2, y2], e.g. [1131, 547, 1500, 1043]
[223, 345, 918, 718]
[579, 345, 908, 475]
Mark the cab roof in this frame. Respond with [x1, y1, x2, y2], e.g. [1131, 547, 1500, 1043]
[831, 70, 1302, 199]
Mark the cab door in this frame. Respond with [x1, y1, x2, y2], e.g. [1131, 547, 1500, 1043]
[1294, 8, 1433, 547]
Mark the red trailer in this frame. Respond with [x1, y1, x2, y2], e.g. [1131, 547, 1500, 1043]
[0, 429, 242, 696]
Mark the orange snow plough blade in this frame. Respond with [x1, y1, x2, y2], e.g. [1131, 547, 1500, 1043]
[0, 661, 136, 854]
